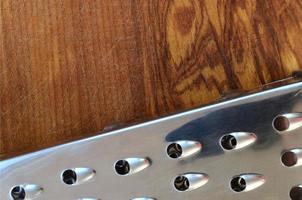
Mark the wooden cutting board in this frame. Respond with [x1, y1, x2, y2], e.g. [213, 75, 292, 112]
[1, 0, 302, 159]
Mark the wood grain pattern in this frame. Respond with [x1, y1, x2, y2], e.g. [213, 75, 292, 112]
[1, 0, 302, 159]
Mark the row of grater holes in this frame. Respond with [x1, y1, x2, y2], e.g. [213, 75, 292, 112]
[10, 114, 302, 200]
[10, 186, 301, 199]
[273, 114, 302, 200]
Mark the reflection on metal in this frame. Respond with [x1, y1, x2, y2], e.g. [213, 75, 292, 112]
[61, 168, 96, 185]
[281, 149, 302, 167]
[10, 184, 43, 200]
[230, 174, 265, 193]
[220, 132, 257, 151]
[290, 185, 302, 200]
[173, 173, 209, 192]
[114, 158, 150, 176]
[131, 198, 156, 200]
[166, 140, 202, 159]
[0, 80, 302, 199]
[273, 113, 302, 134]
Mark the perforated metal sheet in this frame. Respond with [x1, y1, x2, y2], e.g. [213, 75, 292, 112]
[1, 81, 302, 200]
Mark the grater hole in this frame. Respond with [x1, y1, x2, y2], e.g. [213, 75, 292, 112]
[174, 175, 190, 191]
[231, 177, 246, 192]
[167, 143, 182, 158]
[10, 186, 26, 200]
[281, 151, 297, 167]
[115, 160, 130, 175]
[273, 115, 290, 132]
[221, 135, 237, 150]
[290, 186, 302, 200]
[62, 169, 77, 185]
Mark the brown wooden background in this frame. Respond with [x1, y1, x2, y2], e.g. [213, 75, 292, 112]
[1, 0, 302, 159]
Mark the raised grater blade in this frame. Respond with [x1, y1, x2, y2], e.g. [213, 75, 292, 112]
[1, 79, 302, 200]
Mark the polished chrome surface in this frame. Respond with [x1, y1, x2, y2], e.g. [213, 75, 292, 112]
[220, 132, 257, 151]
[61, 167, 96, 186]
[166, 140, 202, 159]
[230, 174, 265, 193]
[281, 149, 302, 167]
[0, 81, 302, 200]
[9, 184, 43, 200]
[114, 158, 150, 176]
[273, 113, 302, 133]
[290, 185, 302, 200]
[173, 173, 209, 192]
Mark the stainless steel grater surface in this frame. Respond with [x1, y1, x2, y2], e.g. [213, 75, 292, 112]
[1, 79, 302, 200]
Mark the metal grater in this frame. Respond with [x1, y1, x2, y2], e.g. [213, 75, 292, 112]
[1, 78, 302, 200]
